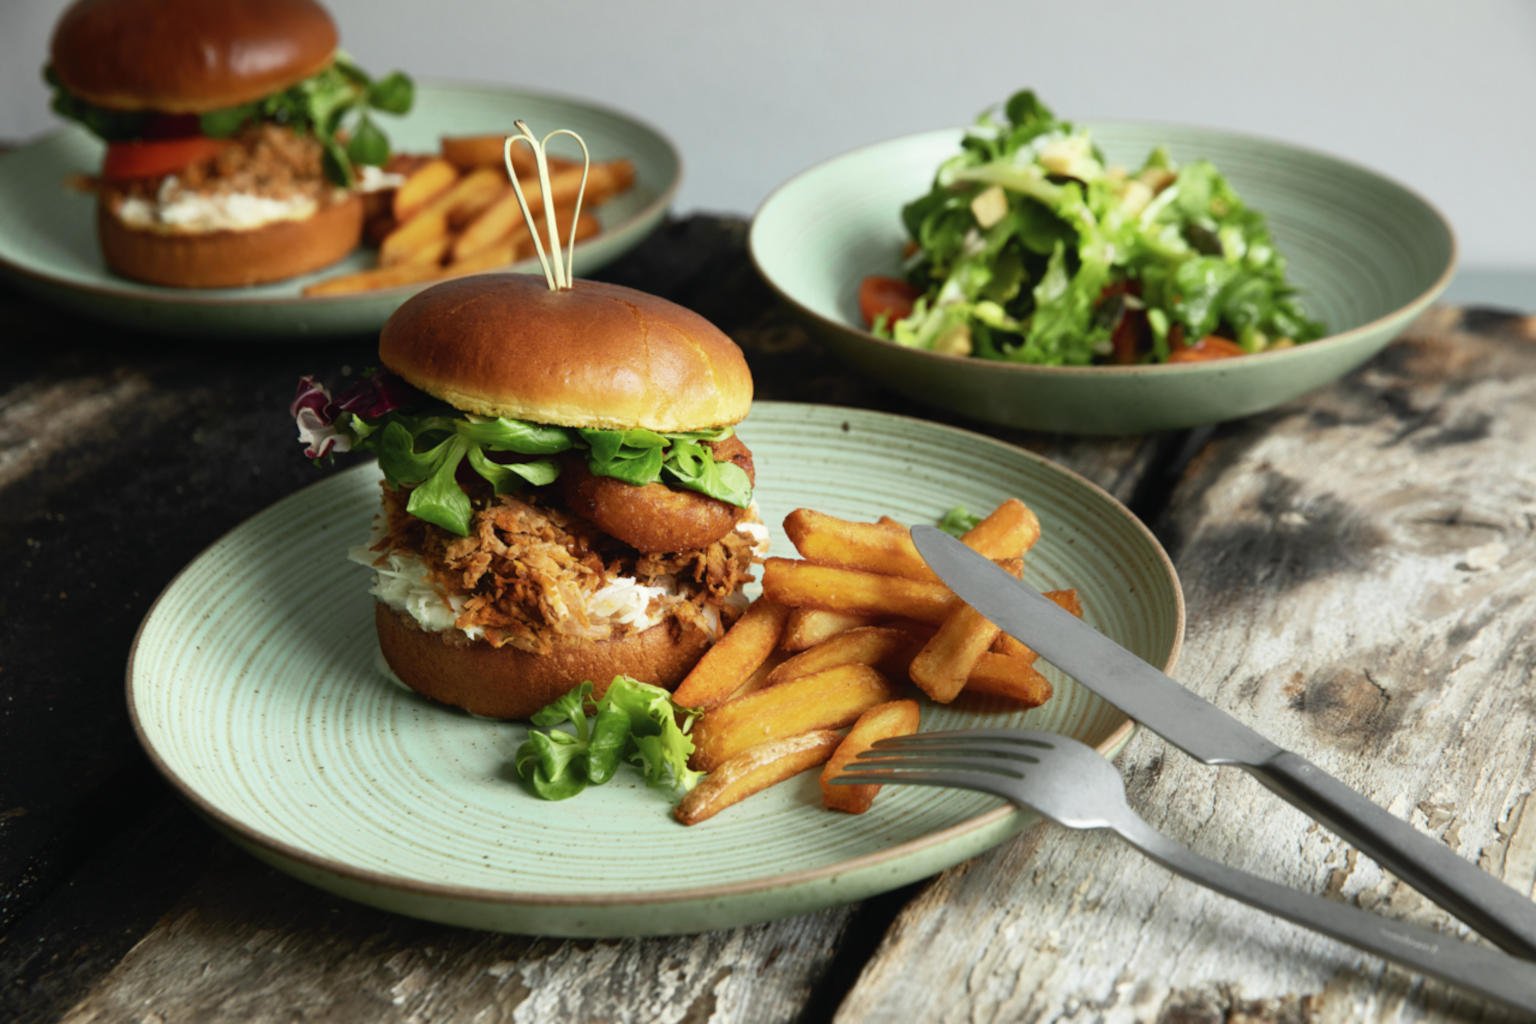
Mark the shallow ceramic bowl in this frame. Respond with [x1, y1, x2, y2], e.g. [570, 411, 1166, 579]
[751, 123, 1455, 434]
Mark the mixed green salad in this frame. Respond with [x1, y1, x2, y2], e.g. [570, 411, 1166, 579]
[862, 90, 1324, 365]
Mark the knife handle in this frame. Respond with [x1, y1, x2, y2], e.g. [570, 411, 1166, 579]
[1252, 751, 1536, 960]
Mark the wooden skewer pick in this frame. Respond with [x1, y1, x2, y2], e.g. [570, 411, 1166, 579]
[503, 120, 591, 291]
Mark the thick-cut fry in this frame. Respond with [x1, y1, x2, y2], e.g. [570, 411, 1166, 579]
[764, 626, 914, 688]
[436, 167, 511, 227]
[457, 209, 599, 269]
[821, 700, 921, 813]
[391, 158, 457, 221]
[909, 557, 1022, 701]
[965, 653, 1053, 707]
[909, 600, 1002, 703]
[784, 509, 928, 579]
[780, 608, 879, 652]
[782, 503, 1039, 583]
[690, 663, 897, 771]
[379, 209, 450, 266]
[440, 134, 582, 174]
[672, 600, 790, 711]
[451, 161, 630, 262]
[960, 498, 1042, 560]
[674, 730, 842, 826]
[301, 246, 509, 297]
[760, 558, 955, 624]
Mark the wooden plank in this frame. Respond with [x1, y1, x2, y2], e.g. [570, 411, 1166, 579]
[833, 309, 1536, 1021]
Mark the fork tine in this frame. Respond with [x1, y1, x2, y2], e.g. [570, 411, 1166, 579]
[872, 728, 1056, 748]
[827, 765, 1021, 803]
[853, 747, 1037, 770]
[865, 736, 1051, 761]
[848, 752, 1032, 778]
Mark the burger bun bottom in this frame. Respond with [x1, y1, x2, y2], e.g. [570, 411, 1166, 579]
[374, 603, 717, 720]
[97, 191, 363, 288]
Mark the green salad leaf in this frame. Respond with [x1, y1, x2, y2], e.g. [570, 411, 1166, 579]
[514, 677, 703, 801]
[296, 373, 752, 536]
[937, 506, 983, 538]
[880, 90, 1324, 365]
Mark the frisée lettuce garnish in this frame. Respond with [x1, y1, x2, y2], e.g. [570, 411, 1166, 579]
[514, 676, 703, 801]
[292, 371, 753, 536]
[868, 90, 1324, 365]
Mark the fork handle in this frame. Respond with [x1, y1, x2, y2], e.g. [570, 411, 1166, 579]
[1113, 815, 1536, 1013]
[1249, 751, 1536, 960]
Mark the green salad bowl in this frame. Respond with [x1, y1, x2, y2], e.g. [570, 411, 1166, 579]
[750, 123, 1455, 435]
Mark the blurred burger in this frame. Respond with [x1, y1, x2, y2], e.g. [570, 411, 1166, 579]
[45, 0, 412, 288]
[292, 274, 765, 719]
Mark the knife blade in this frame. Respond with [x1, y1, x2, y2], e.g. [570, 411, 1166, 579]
[911, 524, 1536, 960]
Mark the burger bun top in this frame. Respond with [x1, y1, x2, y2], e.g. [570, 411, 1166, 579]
[49, 0, 339, 112]
[379, 274, 753, 432]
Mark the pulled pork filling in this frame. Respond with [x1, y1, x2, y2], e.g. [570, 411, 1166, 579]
[367, 484, 758, 653]
[104, 124, 344, 229]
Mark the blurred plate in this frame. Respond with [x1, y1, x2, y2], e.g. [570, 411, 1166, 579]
[751, 124, 1455, 434]
[0, 82, 679, 339]
[127, 402, 1182, 936]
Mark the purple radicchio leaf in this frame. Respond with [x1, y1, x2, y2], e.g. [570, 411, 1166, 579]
[291, 375, 352, 460]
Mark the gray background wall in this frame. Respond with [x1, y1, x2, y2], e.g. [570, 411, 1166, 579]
[4, 0, 1532, 308]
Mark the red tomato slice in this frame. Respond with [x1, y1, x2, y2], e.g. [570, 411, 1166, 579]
[859, 275, 921, 328]
[1167, 334, 1247, 363]
[101, 136, 229, 181]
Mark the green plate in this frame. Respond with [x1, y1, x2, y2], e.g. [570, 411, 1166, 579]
[751, 124, 1455, 434]
[127, 403, 1182, 936]
[0, 82, 679, 339]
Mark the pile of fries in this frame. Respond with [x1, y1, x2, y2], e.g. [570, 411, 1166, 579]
[304, 134, 636, 296]
[672, 498, 1082, 825]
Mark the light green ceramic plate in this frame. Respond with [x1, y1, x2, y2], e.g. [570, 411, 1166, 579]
[0, 83, 679, 339]
[751, 124, 1455, 434]
[127, 403, 1182, 936]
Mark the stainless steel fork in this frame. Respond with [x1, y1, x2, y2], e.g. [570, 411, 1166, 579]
[834, 728, 1536, 1014]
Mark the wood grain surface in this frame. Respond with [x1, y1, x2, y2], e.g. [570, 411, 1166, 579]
[3, 213, 1533, 1024]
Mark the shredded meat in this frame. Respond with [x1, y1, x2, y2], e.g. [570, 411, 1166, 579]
[374, 484, 758, 652]
[104, 124, 331, 206]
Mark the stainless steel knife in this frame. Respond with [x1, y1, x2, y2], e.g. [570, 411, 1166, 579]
[911, 523, 1536, 960]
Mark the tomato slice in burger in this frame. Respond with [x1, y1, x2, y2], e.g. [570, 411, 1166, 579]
[101, 136, 229, 182]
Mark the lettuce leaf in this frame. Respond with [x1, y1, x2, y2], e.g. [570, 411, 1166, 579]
[513, 677, 702, 802]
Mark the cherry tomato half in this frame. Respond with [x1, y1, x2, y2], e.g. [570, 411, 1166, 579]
[858, 275, 921, 328]
[1167, 334, 1247, 363]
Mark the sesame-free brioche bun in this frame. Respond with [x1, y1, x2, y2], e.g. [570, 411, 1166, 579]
[378, 274, 753, 432]
[375, 603, 716, 720]
[96, 191, 364, 288]
[49, 0, 339, 113]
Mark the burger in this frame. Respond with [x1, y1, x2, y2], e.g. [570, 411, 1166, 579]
[45, 0, 412, 288]
[291, 273, 765, 719]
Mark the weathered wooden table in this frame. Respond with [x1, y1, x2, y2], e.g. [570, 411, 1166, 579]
[3, 214, 1533, 1023]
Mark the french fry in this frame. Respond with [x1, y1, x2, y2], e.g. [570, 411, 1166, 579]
[780, 608, 880, 652]
[909, 600, 1002, 703]
[453, 209, 600, 271]
[760, 558, 955, 624]
[764, 626, 914, 688]
[440, 167, 511, 227]
[784, 509, 927, 579]
[821, 700, 921, 813]
[379, 209, 450, 266]
[674, 730, 842, 826]
[909, 557, 1022, 702]
[391, 158, 458, 221]
[440, 134, 582, 174]
[690, 663, 897, 772]
[960, 498, 1042, 560]
[965, 653, 1053, 707]
[301, 245, 509, 298]
[782, 502, 1039, 584]
[672, 600, 790, 711]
